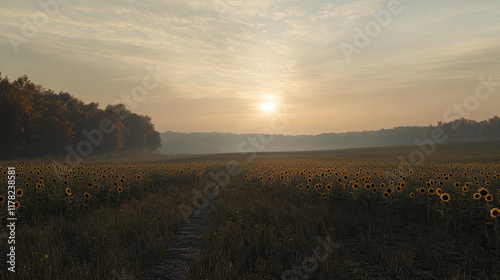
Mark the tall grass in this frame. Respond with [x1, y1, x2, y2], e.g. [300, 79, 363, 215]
[188, 159, 500, 279]
[0, 161, 219, 279]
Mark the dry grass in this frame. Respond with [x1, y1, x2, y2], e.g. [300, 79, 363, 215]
[0, 161, 219, 279]
[188, 159, 500, 280]
[1, 144, 499, 279]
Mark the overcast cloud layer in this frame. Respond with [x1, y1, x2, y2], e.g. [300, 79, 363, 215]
[1, 0, 499, 134]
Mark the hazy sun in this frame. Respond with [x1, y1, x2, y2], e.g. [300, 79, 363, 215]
[262, 102, 276, 112]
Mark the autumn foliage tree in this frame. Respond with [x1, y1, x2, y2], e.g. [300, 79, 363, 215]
[0, 74, 161, 160]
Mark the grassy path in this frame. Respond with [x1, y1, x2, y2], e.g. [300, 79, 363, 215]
[140, 191, 217, 279]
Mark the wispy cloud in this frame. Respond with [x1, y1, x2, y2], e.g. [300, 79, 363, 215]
[1, 0, 499, 134]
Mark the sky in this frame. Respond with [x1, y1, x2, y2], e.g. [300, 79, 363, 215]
[1, 0, 499, 135]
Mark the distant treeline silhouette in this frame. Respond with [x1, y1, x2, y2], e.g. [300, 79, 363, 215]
[161, 116, 500, 154]
[0, 74, 161, 160]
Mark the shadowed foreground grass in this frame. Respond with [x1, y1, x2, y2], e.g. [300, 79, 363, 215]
[0, 161, 220, 279]
[1, 141, 499, 279]
[188, 160, 500, 280]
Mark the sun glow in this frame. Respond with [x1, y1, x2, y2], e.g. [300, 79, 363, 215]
[262, 102, 276, 113]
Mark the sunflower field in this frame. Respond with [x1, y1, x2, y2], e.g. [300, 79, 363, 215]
[1, 157, 499, 279]
[0, 161, 221, 279]
[189, 159, 500, 280]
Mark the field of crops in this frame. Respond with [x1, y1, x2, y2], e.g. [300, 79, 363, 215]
[1, 145, 500, 279]
[0, 160, 221, 279]
[189, 159, 500, 279]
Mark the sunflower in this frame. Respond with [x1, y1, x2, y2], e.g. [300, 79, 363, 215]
[65, 188, 72, 196]
[454, 182, 460, 188]
[440, 193, 450, 202]
[322, 193, 327, 198]
[352, 183, 359, 189]
[326, 184, 332, 190]
[485, 194, 493, 202]
[428, 188, 435, 195]
[485, 181, 491, 186]
[436, 188, 443, 195]
[13, 201, 20, 209]
[297, 184, 303, 190]
[0, 196, 5, 203]
[84, 192, 91, 199]
[305, 184, 310, 190]
[16, 189, 23, 197]
[365, 184, 371, 190]
[462, 186, 468, 193]
[117, 186, 124, 193]
[383, 192, 389, 198]
[473, 193, 481, 200]
[409, 192, 415, 198]
[419, 187, 426, 194]
[478, 188, 489, 196]
[490, 208, 500, 218]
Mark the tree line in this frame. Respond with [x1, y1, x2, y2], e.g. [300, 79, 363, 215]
[0, 74, 161, 160]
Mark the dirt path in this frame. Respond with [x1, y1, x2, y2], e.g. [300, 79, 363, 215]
[139, 191, 216, 280]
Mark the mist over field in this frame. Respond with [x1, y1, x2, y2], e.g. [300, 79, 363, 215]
[161, 117, 500, 154]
